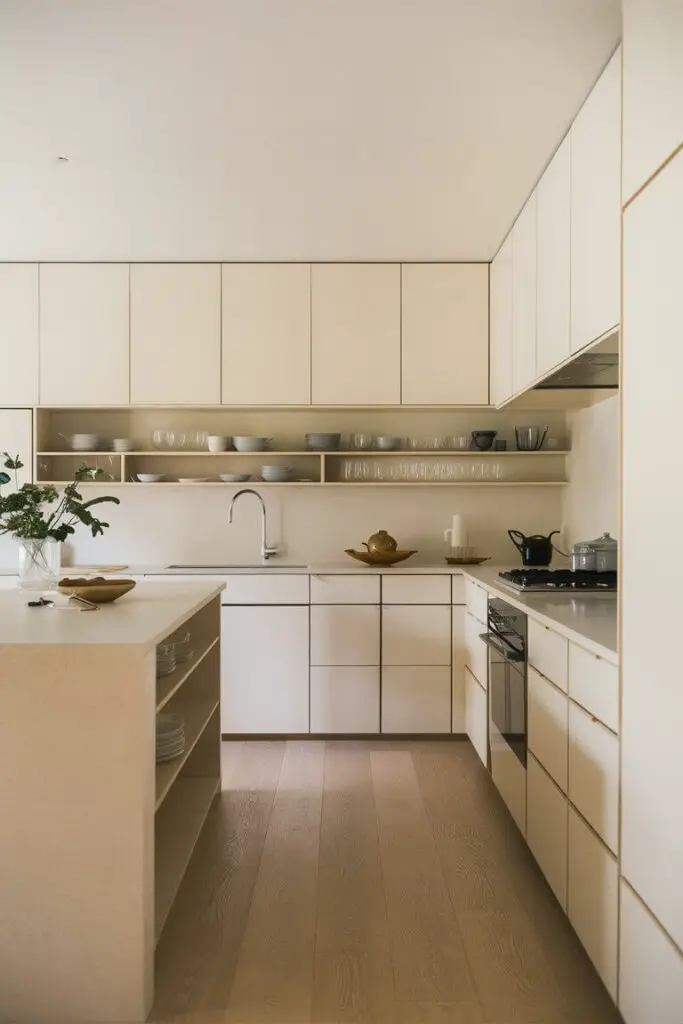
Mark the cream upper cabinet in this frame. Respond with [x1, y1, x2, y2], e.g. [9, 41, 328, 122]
[311, 264, 400, 405]
[489, 233, 513, 407]
[536, 136, 571, 377]
[570, 49, 621, 354]
[512, 193, 538, 394]
[39, 264, 129, 406]
[130, 264, 221, 405]
[401, 264, 489, 405]
[0, 410, 32, 484]
[0, 265, 38, 407]
[622, 0, 683, 202]
[221, 264, 311, 405]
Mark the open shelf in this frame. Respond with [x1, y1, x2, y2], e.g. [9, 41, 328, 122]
[154, 773, 220, 944]
[155, 697, 219, 811]
[156, 636, 220, 712]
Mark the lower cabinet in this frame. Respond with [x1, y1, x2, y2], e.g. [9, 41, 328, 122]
[568, 701, 619, 854]
[465, 666, 488, 765]
[527, 754, 568, 909]
[567, 806, 618, 1001]
[381, 666, 451, 734]
[382, 605, 451, 666]
[310, 604, 380, 666]
[220, 605, 309, 734]
[619, 881, 683, 1024]
[451, 605, 466, 733]
[310, 667, 379, 733]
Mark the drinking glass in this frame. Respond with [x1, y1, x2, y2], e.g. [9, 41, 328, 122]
[152, 429, 169, 450]
[351, 433, 373, 450]
[343, 462, 353, 481]
[191, 430, 207, 450]
[453, 436, 469, 450]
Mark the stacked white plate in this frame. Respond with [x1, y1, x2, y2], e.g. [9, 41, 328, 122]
[156, 713, 185, 763]
[260, 464, 294, 482]
[156, 644, 177, 678]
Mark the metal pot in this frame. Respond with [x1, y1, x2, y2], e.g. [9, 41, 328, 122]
[592, 532, 618, 572]
[571, 541, 597, 572]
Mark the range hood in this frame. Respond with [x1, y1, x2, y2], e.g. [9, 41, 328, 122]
[535, 331, 619, 390]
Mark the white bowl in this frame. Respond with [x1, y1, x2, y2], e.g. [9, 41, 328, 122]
[207, 435, 231, 452]
[71, 433, 100, 451]
[233, 436, 270, 452]
[375, 436, 402, 450]
[136, 473, 164, 483]
[220, 473, 251, 483]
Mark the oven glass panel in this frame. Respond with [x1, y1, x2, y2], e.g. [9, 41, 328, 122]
[487, 599, 527, 768]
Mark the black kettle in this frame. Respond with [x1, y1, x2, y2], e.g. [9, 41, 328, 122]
[508, 529, 560, 567]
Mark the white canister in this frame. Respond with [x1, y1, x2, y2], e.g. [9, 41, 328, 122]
[444, 514, 467, 550]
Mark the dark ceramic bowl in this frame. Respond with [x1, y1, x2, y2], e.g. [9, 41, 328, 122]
[471, 430, 498, 450]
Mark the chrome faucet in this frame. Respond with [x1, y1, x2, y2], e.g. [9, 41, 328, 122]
[228, 489, 278, 561]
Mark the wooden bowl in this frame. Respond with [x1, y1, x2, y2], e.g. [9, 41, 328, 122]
[445, 556, 490, 566]
[58, 577, 137, 603]
[345, 549, 417, 567]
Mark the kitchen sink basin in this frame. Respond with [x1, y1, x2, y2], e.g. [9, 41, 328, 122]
[166, 563, 307, 570]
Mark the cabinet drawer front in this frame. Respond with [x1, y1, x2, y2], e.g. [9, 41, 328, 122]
[465, 667, 488, 765]
[451, 575, 466, 605]
[382, 574, 450, 605]
[382, 605, 451, 666]
[310, 574, 379, 604]
[528, 619, 568, 691]
[527, 755, 568, 909]
[465, 580, 488, 623]
[568, 702, 619, 853]
[310, 667, 379, 734]
[311, 605, 380, 666]
[220, 574, 309, 605]
[464, 611, 488, 687]
[528, 666, 568, 791]
[567, 806, 618, 1000]
[568, 643, 618, 732]
[381, 666, 451, 734]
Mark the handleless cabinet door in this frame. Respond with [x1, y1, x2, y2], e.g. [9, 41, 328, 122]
[512, 193, 538, 394]
[0, 410, 32, 485]
[0, 265, 38, 406]
[568, 702, 619, 854]
[382, 605, 451, 666]
[40, 264, 130, 405]
[452, 605, 466, 733]
[490, 232, 513, 406]
[466, 667, 488, 765]
[570, 49, 621, 352]
[536, 136, 571, 377]
[527, 755, 568, 909]
[311, 667, 379, 733]
[311, 264, 400, 405]
[619, 882, 683, 1024]
[381, 666, 451, 734]
[311, 604, 380, 666]
[401, 264, 489, 405]
[222, 264, 311, 405]
[527, 666, 568, 792]
[130, 264, 221, 404]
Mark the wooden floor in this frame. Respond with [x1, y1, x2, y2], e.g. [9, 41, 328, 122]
[152, 740, 622, 1024]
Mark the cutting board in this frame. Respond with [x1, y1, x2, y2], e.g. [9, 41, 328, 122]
[66, 565, 128, 574]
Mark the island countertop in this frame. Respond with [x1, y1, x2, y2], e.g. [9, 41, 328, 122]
[0, 581, 224, 651]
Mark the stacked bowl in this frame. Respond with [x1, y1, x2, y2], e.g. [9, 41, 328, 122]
[260, 465, 294, 483]
[156, 713, 185, 764]
[305, 432, 341, 451]
[233, 436, 270, 452]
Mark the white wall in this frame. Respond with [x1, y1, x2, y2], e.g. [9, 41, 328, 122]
[562, 394, 619, 547]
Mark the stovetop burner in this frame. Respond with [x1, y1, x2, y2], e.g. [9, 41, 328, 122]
[498, 569, 618, 593]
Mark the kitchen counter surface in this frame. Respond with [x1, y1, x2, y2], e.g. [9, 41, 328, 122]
[462, 565, 618, 663]
[0, 581, 224, 651]
[129, 561, 470, 575]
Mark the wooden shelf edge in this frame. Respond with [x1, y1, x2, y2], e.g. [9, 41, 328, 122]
[156, 636, 220, 713]
[37, 449, 569, 457]
[155, 701, 220, 812]
[36, 480, 568, 488]
[154, 776, 220, 945]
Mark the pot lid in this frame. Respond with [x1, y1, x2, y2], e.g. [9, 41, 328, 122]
[573, 540, 595, 552]
[589, 532, 618, 551]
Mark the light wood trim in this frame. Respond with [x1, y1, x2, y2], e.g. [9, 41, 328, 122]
[155, 698, 220, 811]
[156, 636, 220, 712]
[622, 141, 683, 210]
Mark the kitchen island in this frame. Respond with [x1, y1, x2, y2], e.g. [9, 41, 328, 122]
[0, 581, 224, 1023]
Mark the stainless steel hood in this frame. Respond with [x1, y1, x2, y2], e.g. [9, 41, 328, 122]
[535, 331, 619, 390]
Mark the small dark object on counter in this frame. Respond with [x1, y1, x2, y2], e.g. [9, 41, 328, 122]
[493, 439, 507, 451]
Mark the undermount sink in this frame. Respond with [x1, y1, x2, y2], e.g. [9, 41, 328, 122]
[166, 563, 307, 570]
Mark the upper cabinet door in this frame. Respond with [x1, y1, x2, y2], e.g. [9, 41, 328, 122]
[512, 193, 538, 394]
[0, 265, 39, 407]
[536, 136, 571, 377]
[0, 410, 32, 484]
[622, 1, 683, 202]
[311, 264, 400, 405]
[490, 233, 513, 407]
[401, 264, 489, 405]
[40, 264, 129, 406]
[570, 49, 621, 354]
[130, 264, 221, 404]
[222, 264, 311, 405]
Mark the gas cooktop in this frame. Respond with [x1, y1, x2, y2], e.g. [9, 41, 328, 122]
[498, 569, 618, 593]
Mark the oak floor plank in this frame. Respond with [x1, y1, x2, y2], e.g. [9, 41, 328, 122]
[224, 741, 325, 1023]
[393, 1003, 485, 1024]
[370, 751, 478, 1005]
[311, 951, 395, 1023]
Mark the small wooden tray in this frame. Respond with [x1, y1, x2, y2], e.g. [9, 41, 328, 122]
[445, 556, 490, 566]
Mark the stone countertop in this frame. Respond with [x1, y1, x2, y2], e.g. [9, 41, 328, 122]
[0, 582, 224, 651]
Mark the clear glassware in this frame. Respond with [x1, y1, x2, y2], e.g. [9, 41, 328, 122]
[407, 438, 423, 451]
[454, 436, 469, 450]
[18, 538, 61, 590]
[191, 430, 207, 450]
[343, 462, 353, 481]
[152, 429, 168, 450]
[351, 433, 373, 450]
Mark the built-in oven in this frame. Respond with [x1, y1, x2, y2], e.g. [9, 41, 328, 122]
[479, 597, 528, 835]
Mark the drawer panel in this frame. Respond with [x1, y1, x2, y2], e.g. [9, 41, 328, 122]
[220, 573, 310, 605]
[311, 667, 379, 733]
[528, 666, 568, 792]
[381, 666, 451, 734]
[382, 574, 451, 605]
[382, 605, 451, 666]
[310, 573, 380, 604]
[451, 574, 466, 605]
[528, 619, 568, 691]
[465, 611, 488, 687]
[311, 605, 380, 666]
[568, 702, 619, 854]
[527, 755, 568, 909]
[465, 579, 488, 623]
[568, 643, 619, 732]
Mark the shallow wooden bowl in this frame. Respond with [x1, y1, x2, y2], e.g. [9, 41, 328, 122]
[445, 556, 490, 566]
[345, 549, 417, 567]
[58, 577, 137, 603]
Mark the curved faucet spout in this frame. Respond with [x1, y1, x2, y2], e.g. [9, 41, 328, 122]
[228, 489, 278, 561]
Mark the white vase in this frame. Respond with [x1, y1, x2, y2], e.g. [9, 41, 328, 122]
[17, 538, 61, 590]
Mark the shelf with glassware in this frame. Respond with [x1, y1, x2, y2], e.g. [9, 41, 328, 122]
[33, 448, 569, 486]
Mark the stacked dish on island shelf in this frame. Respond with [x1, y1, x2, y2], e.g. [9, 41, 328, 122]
[155, 713, 185, 764]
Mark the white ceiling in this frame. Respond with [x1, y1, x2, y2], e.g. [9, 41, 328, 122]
[0, 0, 621, 262]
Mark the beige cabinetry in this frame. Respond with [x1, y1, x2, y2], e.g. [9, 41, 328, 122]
[622, 0, 683, 202]
[451, 604, 466, 733]
[465, 667, 487, 765]
[568, 702, 619, 854]
[381, 666, 451, 734]
[130, 264, 221, 404]
[310, 667, 379, 734]
[221, 263, 311, 405]
[511, 193, 538, 394]
[0, 264, 38, 406]
[568, 643, 619, 732]
[311, 604, 380, 667]
[489, 232, 513, 406]
[39, 264, 130, 405]
[527, 665, 568, 790]
[527, 619, 568, 691]
[400, 264, 488, 405]
[536, 136, 571, 376]
[382, 605, 451, 666]
[567, 806, 618, 1000]
[619, 882, 683, 1024]
[527, 754, 568, 909]
[570, 48, 621, 353]
[311, 264, 400, 404]
[0, 410, 32, 485]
